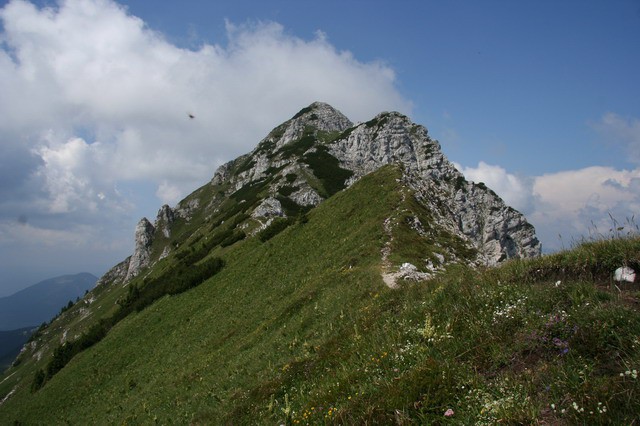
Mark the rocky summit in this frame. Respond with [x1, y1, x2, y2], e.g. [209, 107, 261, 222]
[115, 101, 540, 287]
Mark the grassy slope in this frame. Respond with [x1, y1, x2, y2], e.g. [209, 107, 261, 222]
[1, 165, 639, 424]
[0, 166, 400, 423]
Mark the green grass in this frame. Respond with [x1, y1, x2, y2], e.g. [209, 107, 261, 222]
[1, 165, 639, 425]
[302, 146, 353, 198]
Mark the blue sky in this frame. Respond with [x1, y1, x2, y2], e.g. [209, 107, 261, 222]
[0, 0, 639, 296]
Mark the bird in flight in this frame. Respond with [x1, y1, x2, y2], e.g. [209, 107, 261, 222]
[188, 113, 195, 119]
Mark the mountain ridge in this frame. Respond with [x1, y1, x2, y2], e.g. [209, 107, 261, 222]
[108, 101, 540, 287]
[1, 103, 639, 425]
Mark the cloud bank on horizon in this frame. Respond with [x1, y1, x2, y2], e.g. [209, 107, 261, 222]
[0, 0, 638, 294]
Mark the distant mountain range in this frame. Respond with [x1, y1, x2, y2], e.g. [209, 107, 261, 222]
[0, 273, 97, 331]
[0, 273, 97, 373]
[0, 327, 34, 372]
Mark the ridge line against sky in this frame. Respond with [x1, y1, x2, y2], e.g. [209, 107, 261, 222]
[0, 0, 638, 295]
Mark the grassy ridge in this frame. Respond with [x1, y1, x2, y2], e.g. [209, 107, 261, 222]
[0, 165, 400, 423]
[1, 165, 639, 424]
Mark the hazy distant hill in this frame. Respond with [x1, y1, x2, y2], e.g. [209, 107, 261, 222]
[0, 273, 97, 331]
[0, 327, 34, 372]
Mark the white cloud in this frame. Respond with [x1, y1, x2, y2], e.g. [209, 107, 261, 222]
[533, 166, 639, 216]
[156, 181, 183, 206]
[454, 161, 533, 213]
[0, 0, 410, 213]
[35, 136, 108, 213]
[530, 166, 640, 248]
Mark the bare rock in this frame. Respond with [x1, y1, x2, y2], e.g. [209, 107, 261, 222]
[155, 204, 175, 238]
[125, 217, 155, 281]
[252, 197, 285, 219]
[614, 266, 636, 283]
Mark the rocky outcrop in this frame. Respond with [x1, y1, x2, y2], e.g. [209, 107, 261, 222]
[271, 101, 352, 152]
[95, 257, 130, 288]
[452, 184, 540, 264]
[155, 205, 175, 238]
[252, 197, 284, 219]
[290, 185, 322, 207]
[125, 218, 155, 281]
[174, 198, 199, 221]
[327, 111, 541, 265]
[206, 103, 540, 265]
[209, 102, 352, 193]
[329, 112, 456, 184]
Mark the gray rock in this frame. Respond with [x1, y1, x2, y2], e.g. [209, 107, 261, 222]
[159, 245, 171, 260]
[614, 266, 636, 283]
[252, 197, 285, 219]
[328, 111, 541, 265]
[220, 104, 541, 265]
[125, 217, 155, 282]
[175, 198, 200, 221]
[208, 102, 352, 191]
[155, 204, 175, 238]
[290, 185, 323, 207]
[95, 257, 130, 288]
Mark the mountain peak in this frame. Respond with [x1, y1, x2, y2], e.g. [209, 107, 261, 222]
[204, 103, 539, 268]
[122, 102, 540, 291]
[289, 101, 352, 132]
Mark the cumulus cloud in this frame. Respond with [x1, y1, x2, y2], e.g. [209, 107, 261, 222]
[530, 166, 640, 248]
[34, 136, 124, 213]
[0, 0, 410, 209]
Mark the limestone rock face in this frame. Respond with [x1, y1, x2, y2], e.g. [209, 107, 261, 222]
[215, 102, 353, 193]
[290, 186, 323, 207]
[156, 204, 175, 238]
[95, 257, 130, 288]
[125, 218, 155, 281]
[453, 184, 540, 264]
[271, 101, 352, 153]
[211, 160, 233, 186]
[252, 197, 284, 219]
[175, 198, 199, 221]
[207, 103, 540, 265]
[327, 111, 541, 265]
[329, 112, 457, 184]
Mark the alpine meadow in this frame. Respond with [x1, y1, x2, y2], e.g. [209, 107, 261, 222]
[1, 103, 639, 424]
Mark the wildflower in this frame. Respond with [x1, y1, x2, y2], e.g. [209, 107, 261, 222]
[444, 408, 454, 417]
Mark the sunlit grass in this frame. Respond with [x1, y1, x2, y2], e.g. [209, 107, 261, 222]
[1, 165, 639, 424]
